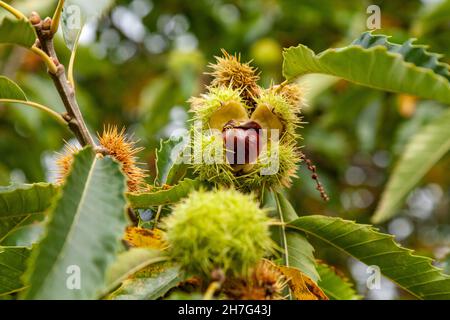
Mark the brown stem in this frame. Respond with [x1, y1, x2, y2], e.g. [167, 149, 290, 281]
[127, 208, 139, 226]
[32, 17, 95, 147]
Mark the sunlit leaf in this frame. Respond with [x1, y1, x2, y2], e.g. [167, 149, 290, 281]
[283, 33, 450, 104]
[287, 215, 450, 300]
[126, 178, 201, 208]
[352, 32, 450, 81]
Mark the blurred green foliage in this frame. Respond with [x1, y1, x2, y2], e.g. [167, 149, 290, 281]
[0, 0, 449, 299]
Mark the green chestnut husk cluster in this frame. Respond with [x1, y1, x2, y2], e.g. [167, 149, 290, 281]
[163, 189, 274, 278]
[188, 51, 303, 192]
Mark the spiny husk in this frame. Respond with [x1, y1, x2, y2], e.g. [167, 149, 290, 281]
[279, 83, 303, 112]
[164, 189, 274, 278]
[189, 86, 249, 129]
[98, 125, 148, 192]
[223, 260, 287, 300]
[191, 133, 301, 191]
[234, 141, 301, 191]
[55, 126, 148, 192]
[254, 88, 302, 141]
[55, 143, 80, 185]
[188, 51, 304, 192]
[208, 49, 261, 106]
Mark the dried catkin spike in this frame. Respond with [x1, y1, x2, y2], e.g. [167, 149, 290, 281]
[300, 153, 330, 202]
[208, 49, 261, 106]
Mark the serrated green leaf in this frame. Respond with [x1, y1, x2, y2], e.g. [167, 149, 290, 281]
[126, 178, 201, 208]
[155, 137, 189, 186]
[62, 0, 114, 50]
[103, 248, 167, 295]
[443, 253, 450, 275]
[21, 147, 128, 300]
[287, 215, 450, 300]
[352, 32, 450, 81]
[109, 263, 184, 300]
[0, 246, 30, 296]
[0, 183, 57, 243]
[267, 191, 318, 283]
[317, 263, 360, 300]
[0, 76, 28, 100]
[1, 222, 44, 247]
[373, 108, 450, 223]
[282, 35, 450, 104]
[0, 17, 35, 48]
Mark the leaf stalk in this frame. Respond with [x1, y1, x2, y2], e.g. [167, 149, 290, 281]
[0, 1, 27, 20]
[0, 99, 66, 125]
[33, 20, 96, 147]
[31, 46, 58, 74]
[50, 0, 65, 35]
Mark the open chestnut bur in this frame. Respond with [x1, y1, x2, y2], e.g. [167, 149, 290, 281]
[189, 50, 303, 192]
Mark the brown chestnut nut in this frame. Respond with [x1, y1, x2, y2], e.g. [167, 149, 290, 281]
[222, 120, 262, 166]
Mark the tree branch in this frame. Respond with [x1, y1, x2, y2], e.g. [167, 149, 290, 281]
[31, 14, 96, 148]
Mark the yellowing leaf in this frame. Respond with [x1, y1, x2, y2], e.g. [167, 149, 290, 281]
[278, 265, 328, 300]
[124, 227, 165, 249]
